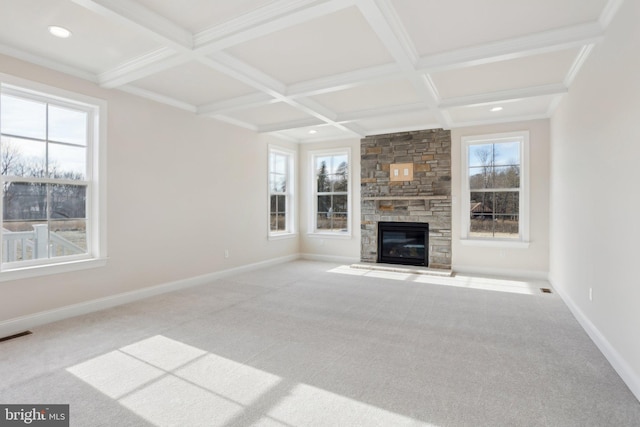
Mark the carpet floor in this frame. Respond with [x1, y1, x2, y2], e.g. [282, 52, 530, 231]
[1, 260, 639, 426]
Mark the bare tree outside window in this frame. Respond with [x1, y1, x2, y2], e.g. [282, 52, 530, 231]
[468, 141, 520, 238]
[1, 93, 88, 262]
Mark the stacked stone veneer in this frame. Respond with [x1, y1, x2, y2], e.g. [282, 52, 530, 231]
[361, 129, 452, 269]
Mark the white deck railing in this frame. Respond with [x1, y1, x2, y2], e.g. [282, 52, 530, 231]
[2, 224, 85, 262]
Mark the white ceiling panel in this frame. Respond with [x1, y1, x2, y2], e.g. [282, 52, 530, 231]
[274, 124, 358, 143]
[0, 0, 619, 141]
[392, 0, 608, 56]
[133, 61, 258, 106]
[356, 110, 440, 135]
[224, 102, 314, 127]
[225, 6, 395, 85]
[310, 78, 422, 114]
[135, 0, 278, 33]
[431, 48, 580, 99]
[0, 0, 160, 73]
[446, 94, 558, 124]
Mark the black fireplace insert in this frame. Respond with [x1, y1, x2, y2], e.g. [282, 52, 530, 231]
[378, 222, 429, 267]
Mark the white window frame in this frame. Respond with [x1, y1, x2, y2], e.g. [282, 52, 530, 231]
[308, 148, 351, 238]
[268, 145, 296, 239]
[461, 131, 529, 248]
[0, 74, 107, 281]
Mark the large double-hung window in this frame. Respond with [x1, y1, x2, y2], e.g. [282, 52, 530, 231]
[268, 146, 295, 237]
[0, 77, 106, 278]
[310, 149, 350, 235]
[461, 131, 529, 246]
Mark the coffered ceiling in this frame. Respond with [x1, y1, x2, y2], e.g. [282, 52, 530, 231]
[0, 0, 623, 142]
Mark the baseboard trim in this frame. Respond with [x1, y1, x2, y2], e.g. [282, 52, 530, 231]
[551, 278, 640, 402]
[453, 264, 549, 281]
[300, 253, 360, 264]
[0, 254, 300, 339]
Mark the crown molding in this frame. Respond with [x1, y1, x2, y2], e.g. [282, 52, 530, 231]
[564, 44, 595, 87]
[0, 44, 97, 83]
[599, 0, 625, 29]
[452, 113, 549, 129]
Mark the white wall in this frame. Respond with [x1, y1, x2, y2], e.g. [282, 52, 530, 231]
[0, 55, 299, 329]
[549, 0, 640, 399]
[451, 120, 550, 278]
[299, 138, 361, 263]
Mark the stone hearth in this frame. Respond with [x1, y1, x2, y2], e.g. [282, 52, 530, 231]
[360, 129, 452, 269]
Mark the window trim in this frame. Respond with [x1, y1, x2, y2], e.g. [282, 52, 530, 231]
[308, 147, 351, 237]
[460, 131, 529, 247]
[267, 144, 296, 239]
[0, 74, 107, 281]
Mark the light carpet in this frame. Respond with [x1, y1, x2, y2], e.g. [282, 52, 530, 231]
[1, 260, 639, 426]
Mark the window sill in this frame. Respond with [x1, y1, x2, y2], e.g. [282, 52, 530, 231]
[268, 232, 298, 241]
[307, 232, 352, 240]
[460, 239, 530, 249]
[0, 257, 108, 282]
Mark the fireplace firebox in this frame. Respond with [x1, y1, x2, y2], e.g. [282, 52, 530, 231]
[378, 222, 429, 267]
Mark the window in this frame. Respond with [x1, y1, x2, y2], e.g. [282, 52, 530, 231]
[310, 149, 350, 235]
[461, 131, 529, 246]
[0, 76, 106, 279]
[268, 146, 295, 237]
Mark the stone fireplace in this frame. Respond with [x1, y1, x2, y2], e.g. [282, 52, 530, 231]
[360, 129, 452, 270]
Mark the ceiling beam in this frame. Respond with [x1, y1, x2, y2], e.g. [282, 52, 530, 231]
[338, 102, 431, 123]
[417, 22, 604, 73]
[118, 85, 197, 112]
[438, 83, 568, 109]
[71, 0, 193, 49]
[356, 0, 451, 129]
[193, 0, 324, 47]
[599, 0, 625, 28]
[194, 0, 355, 53]
[202, 52, 287, 98]
[257, 118, 326, 133]
[287, 63, 402, 98]
[98, 48, 184, 88]
[563, 44, 595, 87]
[198, 93, 277, 115]
[453, 113, 550, 129]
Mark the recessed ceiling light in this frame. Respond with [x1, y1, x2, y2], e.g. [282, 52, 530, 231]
[48, 26, 72, 39]
[490, 106, 503, 112]
[309, 130, 318, 134]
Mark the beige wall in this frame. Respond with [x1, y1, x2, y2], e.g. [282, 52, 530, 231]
[451, 120, 550, 278]
[299, 138, 361, 262]
[300, 126, 551, 275]
[0, 54, 299, 325]
[549, 0, 640, 397]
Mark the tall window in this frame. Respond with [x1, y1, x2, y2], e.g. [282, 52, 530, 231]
[0, 78, 105, 277]
[462, 131, 529, 244]
[268, 146, 294, 236]
[311, 149, 350, 234]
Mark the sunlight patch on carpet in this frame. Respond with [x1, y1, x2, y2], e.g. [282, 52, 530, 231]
[328, 265, 540, 295]
[67, 334, 440, 426]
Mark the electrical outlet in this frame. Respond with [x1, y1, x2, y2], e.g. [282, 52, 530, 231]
[224, 249, 229, 258]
